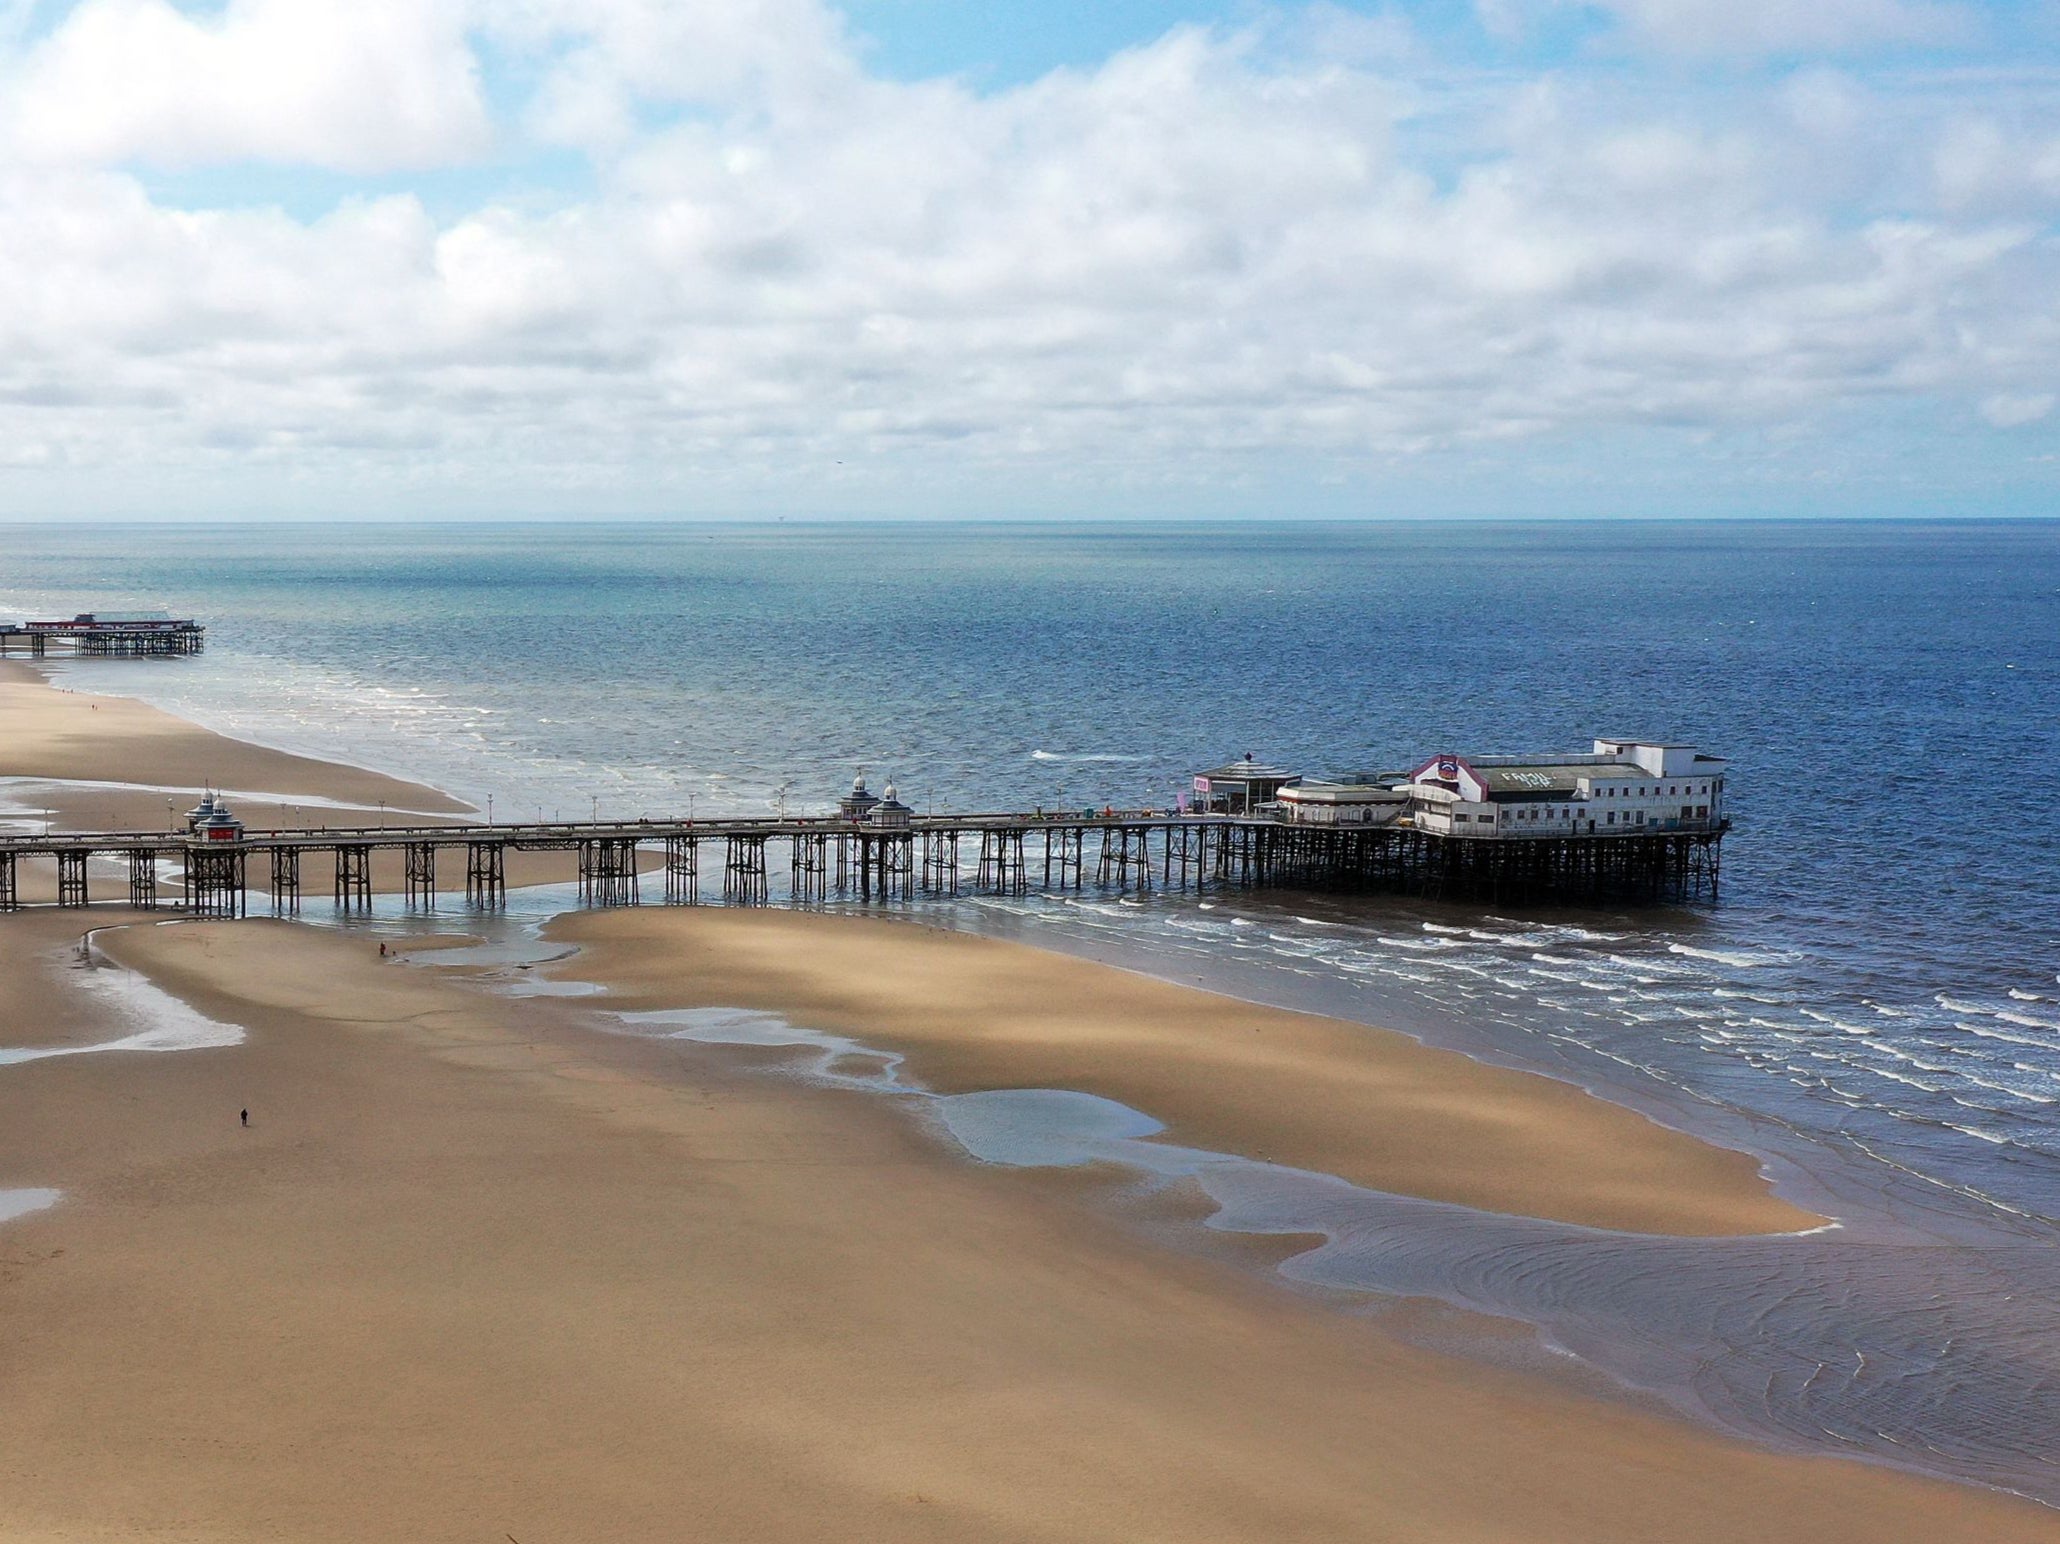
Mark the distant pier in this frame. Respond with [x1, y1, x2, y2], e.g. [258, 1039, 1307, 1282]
[0, 612, 205, 657]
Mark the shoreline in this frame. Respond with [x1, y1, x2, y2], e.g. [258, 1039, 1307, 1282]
[3, 662, 2057, 1538]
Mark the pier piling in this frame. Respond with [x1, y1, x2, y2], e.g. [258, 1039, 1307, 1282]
[663, 835, 698, 904]
[403, 842, 438, 908]
[465, 842, 504, 907]
[56, 851, 88, 908]
[271, 847, 301, 912]
[128, 850, 158, 910]
[334, 845, 372, 911]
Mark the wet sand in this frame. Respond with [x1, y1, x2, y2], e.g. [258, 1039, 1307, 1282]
[2, 663, 2057, 1541]
[0, 660, 469, 818]
[547, 907, 1821, 1236]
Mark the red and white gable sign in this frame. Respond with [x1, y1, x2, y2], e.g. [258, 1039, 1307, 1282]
[1407, 753, 1489, 802]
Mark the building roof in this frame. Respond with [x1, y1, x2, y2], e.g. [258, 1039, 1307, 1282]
[1195, 760, 1298, 783]
[1282, 782, 1406, 803]
[1468, 762, 1630, 794]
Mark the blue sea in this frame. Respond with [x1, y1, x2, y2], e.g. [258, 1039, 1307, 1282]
[5, 519, 2059, 1501]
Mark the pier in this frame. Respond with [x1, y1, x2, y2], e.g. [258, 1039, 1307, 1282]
[0, 612, 205, 657]
[0, 807, 1724, 917]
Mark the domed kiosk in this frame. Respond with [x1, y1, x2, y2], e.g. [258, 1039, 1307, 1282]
[869, 781, 913, 831]
[197, 799, 245, 843]
[838, 775, 880, 823]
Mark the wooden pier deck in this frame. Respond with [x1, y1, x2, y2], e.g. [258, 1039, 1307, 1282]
[0, 811, 1724, 916]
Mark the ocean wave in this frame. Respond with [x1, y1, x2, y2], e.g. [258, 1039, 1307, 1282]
[1996, 1010, 2060, 1033]
[1668, 943, 1794, 968]
[1962, 1024, 2051, 1051]
[1028, 750, 1149, 763]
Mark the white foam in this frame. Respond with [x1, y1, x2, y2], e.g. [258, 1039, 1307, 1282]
[1668, 943, 1793, 969]
[0, 1188, 58, 1225]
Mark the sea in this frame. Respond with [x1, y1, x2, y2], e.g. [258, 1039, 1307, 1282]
[4, 518, 2058, 1501]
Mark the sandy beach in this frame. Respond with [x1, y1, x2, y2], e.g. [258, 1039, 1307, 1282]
[0, 661, 653, 897]
[3, 664, 2057, 1541]
[545, 907, 1820, 1236]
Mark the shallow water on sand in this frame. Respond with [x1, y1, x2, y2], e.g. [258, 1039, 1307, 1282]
[596, 994, 2060, 1504]
[0, 1188, 58, 1225]
[0, 942, 245, 1066]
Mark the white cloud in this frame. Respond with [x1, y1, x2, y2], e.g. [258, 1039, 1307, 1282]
[0, 0, 488, 172]
[1501, 0, 1976, 57]
[0, 1, 2051, 513]
[479, 0, 862, 152]
[1982, 392, 2055, 428]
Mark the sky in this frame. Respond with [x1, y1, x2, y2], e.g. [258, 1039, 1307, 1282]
[0, 0, 2055, 519]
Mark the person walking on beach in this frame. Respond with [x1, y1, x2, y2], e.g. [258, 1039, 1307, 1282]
[239, 1109, 248, 1127]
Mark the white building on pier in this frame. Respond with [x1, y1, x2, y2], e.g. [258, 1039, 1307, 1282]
[1275, 780, 1409, 826]
[1404, 739, 1726, 838]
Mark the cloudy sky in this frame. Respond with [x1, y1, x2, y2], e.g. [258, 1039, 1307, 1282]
[0, 0, 2054, 518]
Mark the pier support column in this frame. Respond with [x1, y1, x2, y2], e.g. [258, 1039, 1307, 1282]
[884, 834, 914, 900]
[853, 834, 913, 902]
[579, 838, 639, 906]
[334, 844, 372, 911]
[128, 850, 158, 909]
[921, 830, 960, 895]
[790, 832, 828, 902]
[1096, 826, 1151, 890]
[56, 851, 88, 908]
[465, 842, 504, 907]
[0, 851, 15, 910]
[724, 835, 768, 905]
[1044, 826, 1084, 890]
[271, 846, 301, 913]
[1164, 824, 1208, 888]
[403, 842, 438, 907]
[976, 828, 1027, 894]
[187, 846, 247, 918]
[663, 836, 698, 904]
